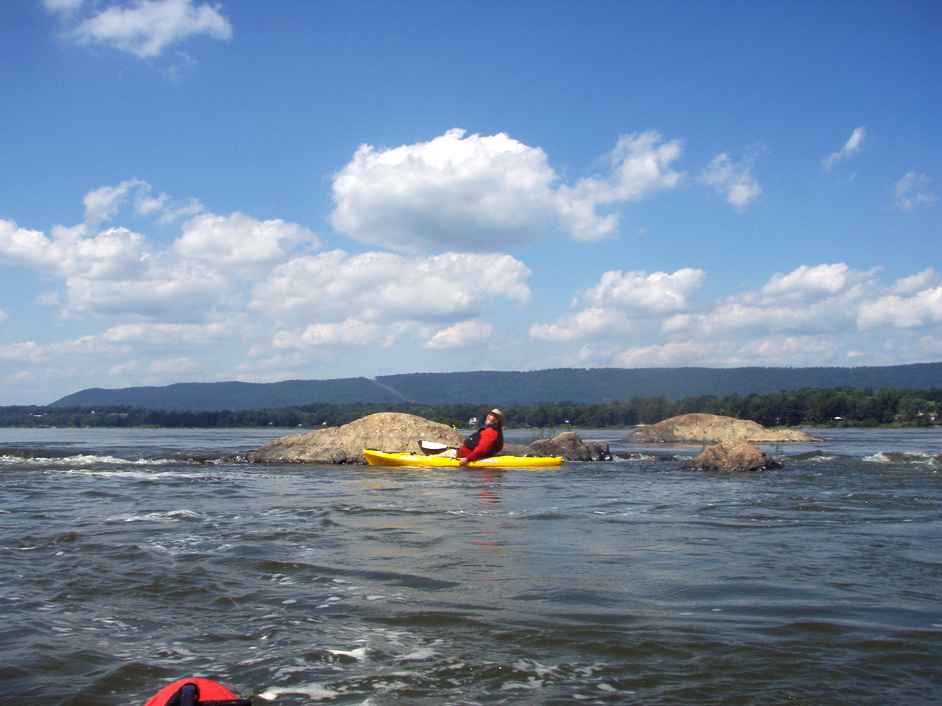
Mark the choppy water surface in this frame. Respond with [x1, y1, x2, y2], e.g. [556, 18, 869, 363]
[1, 427, 940, 705]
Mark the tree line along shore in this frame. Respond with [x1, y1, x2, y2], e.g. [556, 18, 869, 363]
[2, 386, 940, 429]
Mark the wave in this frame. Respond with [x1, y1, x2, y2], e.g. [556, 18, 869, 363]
[862, 451, 942, 466]
[106, 509, 203, 523]
[0, 452, 177, 466]
[790, 451, 837, 463]
[0, 448, 234, 466]
[613, 452, 658, 462]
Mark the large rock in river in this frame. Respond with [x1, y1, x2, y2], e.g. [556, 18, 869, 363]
[524, 431, 611, 461]
[686, 441, 784, 473]
[247, 412, 462, 464]
[628, 413, 813, 444]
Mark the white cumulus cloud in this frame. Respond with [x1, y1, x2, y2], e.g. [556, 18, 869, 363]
[580, 268, 704, 312]
[253, 250, 530, 323]
[425, 320, 494, 350]
[893, 268, 937, 294]
[895, 171, 937, 211]
[0, 218, 148, 279]
[67, 0, 233, 59]
[529, 307, 630, 343]
[700, 153, 762, 210]
[556, 131, 684, 239]
[82, 179, 203, 224]
[84, 179, 146, 224]
[529, 268, 702, 343]
[174, 212, 319, 269]
[823, 127, 865, 171]
[273, 319, 388, 349]
[331, 129, 559, 252]
[676, 263, 874, 338]
[2, 182, 323, 321]
[331, 128, 684, 251]
[857, 287, 942, 330]
[762, 263, 853, 298]
[103, 321, 229, 345]
[62, 261, 231, 319]
[0, 335, 129, 364]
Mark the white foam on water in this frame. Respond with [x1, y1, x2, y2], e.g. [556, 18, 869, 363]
[863, 451, 940, 465]
[58, 468, 208, 482]
[107, 509, 202, 523]
[613, 453, 656, 462]
[327, 647, 367, 661]
[501, 678, 543, 690]
[371, 680, 410, 692]
[0, 453, 178, 466]
[397, 647, 437, 662]
[258, 683, 339, 701]
[513, 658, 557, 677]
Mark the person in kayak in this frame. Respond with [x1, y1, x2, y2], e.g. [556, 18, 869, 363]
[458, 408, 504, 466]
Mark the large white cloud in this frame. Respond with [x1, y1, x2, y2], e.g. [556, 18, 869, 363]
[330, 128, 684, 251]
[54, 0, 233, 59]
[857, 287, 942, 330]
[331, 129, 559, 252]
[823, 127, 865, 171]
[700, 153, 762, 211]
[253, 249, 530, 322]
[174, 212, 319, 269]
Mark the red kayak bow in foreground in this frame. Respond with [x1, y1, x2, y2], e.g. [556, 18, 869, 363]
[143, 677, 250, 706]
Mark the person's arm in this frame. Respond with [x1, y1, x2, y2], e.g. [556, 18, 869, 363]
[460, 427, 499, 463]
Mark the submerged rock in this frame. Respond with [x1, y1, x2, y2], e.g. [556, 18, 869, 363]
[686, 441, 784, 473]
[524, 431, 611, 461]
[629, 413, 814, 444]
[247, 412, 462, 464]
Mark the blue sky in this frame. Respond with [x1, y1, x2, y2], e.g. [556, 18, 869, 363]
[1, 0, 940, 404]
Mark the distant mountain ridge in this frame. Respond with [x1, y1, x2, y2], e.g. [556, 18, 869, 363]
[50, 363, 942, 411]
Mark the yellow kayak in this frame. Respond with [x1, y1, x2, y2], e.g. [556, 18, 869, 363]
[363, 449, 563, 469]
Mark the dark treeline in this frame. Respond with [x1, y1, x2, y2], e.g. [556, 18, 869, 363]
[2, 387, 940, 428]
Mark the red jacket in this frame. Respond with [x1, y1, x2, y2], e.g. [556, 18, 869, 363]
[458, 424, 503, 462]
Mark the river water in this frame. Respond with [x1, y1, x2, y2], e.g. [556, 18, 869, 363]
[1, 427, 940, 705]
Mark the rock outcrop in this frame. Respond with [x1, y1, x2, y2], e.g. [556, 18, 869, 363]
[686, 441, 784, 473]
[247, 412, 463, 464]
[524, 431, 611, 461]
[628, 413, 814, 444]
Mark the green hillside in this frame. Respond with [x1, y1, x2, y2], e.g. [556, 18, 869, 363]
[48, 363, 942, 411]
